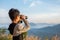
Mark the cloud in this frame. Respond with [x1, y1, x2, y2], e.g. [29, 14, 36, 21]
[28, 13, 60, 23]
[29, 1, 43, 8]
[25, 2, 60, 23]
[0, 9, 11, 23]
[47, 4, 60, 13]
[0, 9, 8, 17]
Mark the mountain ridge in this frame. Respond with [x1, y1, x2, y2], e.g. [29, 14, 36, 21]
[28, 24, 60, 38]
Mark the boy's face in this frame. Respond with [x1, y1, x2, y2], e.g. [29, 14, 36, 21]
[16, 15, 22, 22]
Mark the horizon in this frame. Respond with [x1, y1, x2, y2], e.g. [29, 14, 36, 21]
[0, 0, 60, 24]
[0, 22, 59, 29]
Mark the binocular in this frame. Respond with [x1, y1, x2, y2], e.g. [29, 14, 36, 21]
[20, 15, 28, 19]
[19, 15, 28, 23]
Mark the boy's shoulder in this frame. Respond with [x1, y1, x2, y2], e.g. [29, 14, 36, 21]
[9, 23, 17, 26]
[8, 23, 17, 30]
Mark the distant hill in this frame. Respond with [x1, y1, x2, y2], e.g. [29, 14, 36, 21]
[30, 22, 37, 26]
[28, 24, 60, 38]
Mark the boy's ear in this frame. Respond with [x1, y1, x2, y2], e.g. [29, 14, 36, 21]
[16, 16, 18, 19]
[14, 16, 18, 20]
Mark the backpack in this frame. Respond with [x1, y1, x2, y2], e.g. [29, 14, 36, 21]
[8, 23, 16, 35]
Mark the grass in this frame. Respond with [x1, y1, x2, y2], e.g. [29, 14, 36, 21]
[0, 28, 60, 40]
[0, 34, 60, 40]
[0, 34, 41, 40]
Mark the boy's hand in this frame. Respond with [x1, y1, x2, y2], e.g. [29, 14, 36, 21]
[20, 15, 26, 20]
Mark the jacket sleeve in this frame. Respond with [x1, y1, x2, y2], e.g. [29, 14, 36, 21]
[17, 24, 30, 34]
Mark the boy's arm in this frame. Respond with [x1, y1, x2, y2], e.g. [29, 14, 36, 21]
[17, 19, 30, 34]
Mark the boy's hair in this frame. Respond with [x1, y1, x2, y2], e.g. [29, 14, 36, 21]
[8, 8, 20, 21]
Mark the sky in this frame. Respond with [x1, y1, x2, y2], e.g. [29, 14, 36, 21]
[0, 0, 60, 24]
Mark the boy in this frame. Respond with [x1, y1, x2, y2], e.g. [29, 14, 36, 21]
[8, 8, 30, 40]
